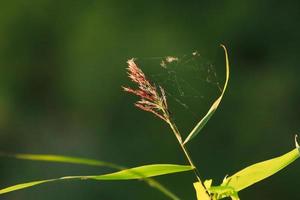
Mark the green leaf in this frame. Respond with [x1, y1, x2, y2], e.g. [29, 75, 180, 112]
[2, 153, 182, 200]
[223, 147, 300, 191]
[14, 153, 120, 168]
[88, 164, 194, 180]
[0, 164, 193, 195]
[193, 182, 211, 200]
[0, 180, 55, 195]
[183, 45, 230, 144]
[146, 179, 181, 200]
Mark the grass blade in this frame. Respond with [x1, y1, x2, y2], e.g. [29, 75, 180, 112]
[183, 44, 230, 144]
[0, 180, 55, 195]
[146, 179, 181, 200]
[0, 163, 192, 195]
[1, 153, 182, 199]
[223, 147, 300, 191]
[14, 153, 119, 168]
[88, 164, 194, 180]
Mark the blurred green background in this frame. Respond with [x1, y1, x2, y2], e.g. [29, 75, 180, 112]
[0, 0, 300, 199]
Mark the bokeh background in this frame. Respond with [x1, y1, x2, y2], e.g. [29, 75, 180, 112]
[0, 0, 300, 199]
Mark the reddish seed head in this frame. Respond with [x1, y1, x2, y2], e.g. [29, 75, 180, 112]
[123, 59, 169, 122]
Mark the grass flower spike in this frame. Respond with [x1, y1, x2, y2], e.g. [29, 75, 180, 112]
[123, 58, 169, 122]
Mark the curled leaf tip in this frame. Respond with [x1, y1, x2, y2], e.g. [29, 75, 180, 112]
[222, 174, 229, 183]
[295, 134, 299, 148]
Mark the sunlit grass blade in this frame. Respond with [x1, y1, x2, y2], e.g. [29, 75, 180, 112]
[0, 179, 55, 195]
[193, 182, 211, 200]
[1, 153, 181, 200]
[223, 147, 300, 191]
[88, 164, 194, 180]
[183, 44, 230, 145]
[0, 164, 193, 195]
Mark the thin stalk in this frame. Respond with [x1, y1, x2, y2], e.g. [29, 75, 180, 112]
[167, 120, 202, 182]
[167, 119, 212, 199]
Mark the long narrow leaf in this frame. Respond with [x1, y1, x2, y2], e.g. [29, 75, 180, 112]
[14, 153, 119, 168]
[146, 179, 181, 200]
[89, 164, 194, 180]
[223, 147, 300, 191]
[0, 180, 55, 195]
[184, 44, 230, 144]
[0, 164, 193, 195]
[1, 153, 181, 200]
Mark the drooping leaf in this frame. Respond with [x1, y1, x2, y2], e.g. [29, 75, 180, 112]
[14, 153, 119, 168]
[1, 153, 182, 200]
[88, 164, 194, 180]
[0, 164, 193, 195]
[0, 180, 55, 195]
[193, 182, 211, 200]
[184, 45, 230, 144]
[146, 179, 181, 200]
[223, 147, 300, 191]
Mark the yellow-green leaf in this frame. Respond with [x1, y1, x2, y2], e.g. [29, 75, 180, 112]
[193, 182, 211, 200]
[184, 45, 230, 144]
[0, 180, 53, 195]
[0, 164, 193, 195]
[223, 148, 300, 191]
[89, 164, 194, 180]
[2, 153, 181, 200]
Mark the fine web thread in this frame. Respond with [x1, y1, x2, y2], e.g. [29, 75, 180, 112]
[137, 52, 221, 120]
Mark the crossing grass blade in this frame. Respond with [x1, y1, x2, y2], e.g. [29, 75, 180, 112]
[0, 163, 193, 195]
[223, 147, 300, 191]
[1, 153, 182, 200]
[183, 44, 230, 145]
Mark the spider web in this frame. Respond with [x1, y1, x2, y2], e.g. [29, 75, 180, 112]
[135, 51, 223, 133]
